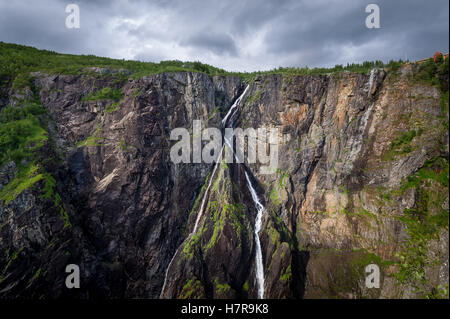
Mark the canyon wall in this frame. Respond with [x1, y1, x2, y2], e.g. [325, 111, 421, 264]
[0, 63, 448, 298]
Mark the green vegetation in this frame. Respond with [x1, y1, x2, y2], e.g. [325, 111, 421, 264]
[412, 57, 449, 92]
[1, 41, 448, 298]
[182, 232, 202, 261]
[244, 90, 262, 107]
[0, 42, 233, 90]
[381, 58, 449, 297]
[0, 102, 47, 166]
[0, 61, 71, 228]
[242, 280, 249, 292]
[439, 90, 449, 130]
[361, 156, 449, 297]
[206, 201, 244, 251]
[251, 60, 402, 79]
[207, 107, 220, 120]
[280, 264, 291, 283]
[76, 124, 104, 147]
[214, 278, 231, 295]
[2, 247, 24, 275]
[42, 172, 71, 228]
[0, 96, 54, 207]
[339, 185, 349, 196]
[181, 164, 248, 259]
[1, 42, 409, 90]
[334, 159, 448, 297]
[391, 157, 449, 297]
[269, 169, 289, 206]
[390, 130, 418, 149]
[82, 86, 122, 102]
[29, 268, 42, 283]
[265, 212, 295, 274]
[179, 277, 204, 299]
[342, 207, 377, 220]
[266, 224, 281, 246]
[0, 163, 43, 203]
[105, 101, 120, 114]
[181, 195, 246, 260]
[117, 139, 127, 151]
[382, 128, 423, 161]
[365, 157, 449, 297]
[397, 157, 449, 192]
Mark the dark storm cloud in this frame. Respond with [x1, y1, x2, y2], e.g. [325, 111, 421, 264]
[0, 0, 448, 71]
[261, 0, 449, 67]
[180, 32, 238, 56]
[0, 1, 85, 53]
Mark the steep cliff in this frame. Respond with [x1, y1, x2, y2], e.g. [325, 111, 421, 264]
[0, 44, 448, 299]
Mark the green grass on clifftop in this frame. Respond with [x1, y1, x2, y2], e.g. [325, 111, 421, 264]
[1, 41, 408, 90]
[0, 42, 231, 89]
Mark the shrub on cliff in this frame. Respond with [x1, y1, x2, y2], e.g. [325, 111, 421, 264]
[0, 103, 47, 166]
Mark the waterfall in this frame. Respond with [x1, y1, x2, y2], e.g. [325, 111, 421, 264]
[244, 172, 266, 299]
[223, 126, 266, 299]
[160, 84, 267, 299]
[368, 68, 376, 97]
[222, 84, 266, 299]
[222, 85, 250, 126]
[159, 247, 178, 298]
[192, 145, 225, 234]
[159, 85, 249, 298]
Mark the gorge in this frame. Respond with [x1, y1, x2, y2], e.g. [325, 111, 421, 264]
[0, 43, 448, 299]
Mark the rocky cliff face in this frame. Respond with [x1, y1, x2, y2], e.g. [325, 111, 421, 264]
[236, 67, 448, 298]
[0, 63, 448, 299]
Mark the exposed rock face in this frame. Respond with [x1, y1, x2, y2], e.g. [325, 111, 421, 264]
[0, 65, 448, 299]
[235, 68, 448, 298]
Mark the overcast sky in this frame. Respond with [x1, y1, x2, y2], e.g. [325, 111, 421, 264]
[0, 0, 448, 72]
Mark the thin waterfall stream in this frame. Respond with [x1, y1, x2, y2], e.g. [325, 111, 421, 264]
[244, 172, 266, 299]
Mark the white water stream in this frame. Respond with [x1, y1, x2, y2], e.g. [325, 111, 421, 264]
[222, 85, 250, 126]
[244, 171, 266, 299]
[368, 68, 376, 97]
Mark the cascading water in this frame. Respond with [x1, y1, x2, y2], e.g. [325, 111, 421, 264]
[221, 139, 266, 299]
[368, 68, 376, 97]
[192, 144, 225, 234]
[159, 246, 178, 298]
[222, 84, 266, 299]
[160, 85, 249, 298]
[161, 84, 266, 299]
[244, 172, 266, 299]
[222, 85, 250, 126]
